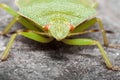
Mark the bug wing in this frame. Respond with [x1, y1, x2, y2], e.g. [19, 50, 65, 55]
[15, 0, 96, 8]
[15, 0, 96, 28]
[15, 0, 53, 7]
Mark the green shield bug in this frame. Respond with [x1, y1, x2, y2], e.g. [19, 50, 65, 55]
[0, 0, 120, 70]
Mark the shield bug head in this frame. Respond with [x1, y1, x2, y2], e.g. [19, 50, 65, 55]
[44, 19, 74, 41]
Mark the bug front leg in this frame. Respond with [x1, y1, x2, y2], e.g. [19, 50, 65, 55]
[0, 3, 18, 16]
[62, 38, 120, 70]
[96, 18, 109, 46]
[96, 18, 120, 49]
[0, 3, 43, 34]
[68, 29, 113, 36]
[3, 17, 19, 35]
[0, 30, 53, 61]
[72, 17, 109, 47]
[0, 3, 20, 35]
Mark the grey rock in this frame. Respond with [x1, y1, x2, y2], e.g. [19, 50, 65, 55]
[0, 0, 120, 80]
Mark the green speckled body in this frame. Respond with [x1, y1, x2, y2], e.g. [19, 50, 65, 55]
[16, 0, 96, 40]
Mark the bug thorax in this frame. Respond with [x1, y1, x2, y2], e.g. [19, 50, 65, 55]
[44, 20, 74, 41]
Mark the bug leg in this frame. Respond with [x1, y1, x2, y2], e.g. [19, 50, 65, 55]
[0, 3, 18, 17]
[18, 17, 44, 31]
[72, 17, 109, 47]
[2, 17, 18, 35]
[95, 18, 120, 49]
[0, 3, 44, 34]
[72, 18, 97, 33]
[68, 29, 113, 37]
[0, 34, 17, 61]
[96, 18, 109, 46]
[0, 30, 53, 61]
[62, 38, 120, 70]
[0, 3, 20, 35]
[68, 29, 99, 36]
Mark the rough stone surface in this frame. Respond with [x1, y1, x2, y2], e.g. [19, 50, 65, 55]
[0, 0, 120, 80]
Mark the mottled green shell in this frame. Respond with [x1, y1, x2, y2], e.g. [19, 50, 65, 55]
[16, 0, 96, 28]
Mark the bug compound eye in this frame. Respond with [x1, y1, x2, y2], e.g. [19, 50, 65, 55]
[44, 24, 50, 31]
[68, 24, 75, 31]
